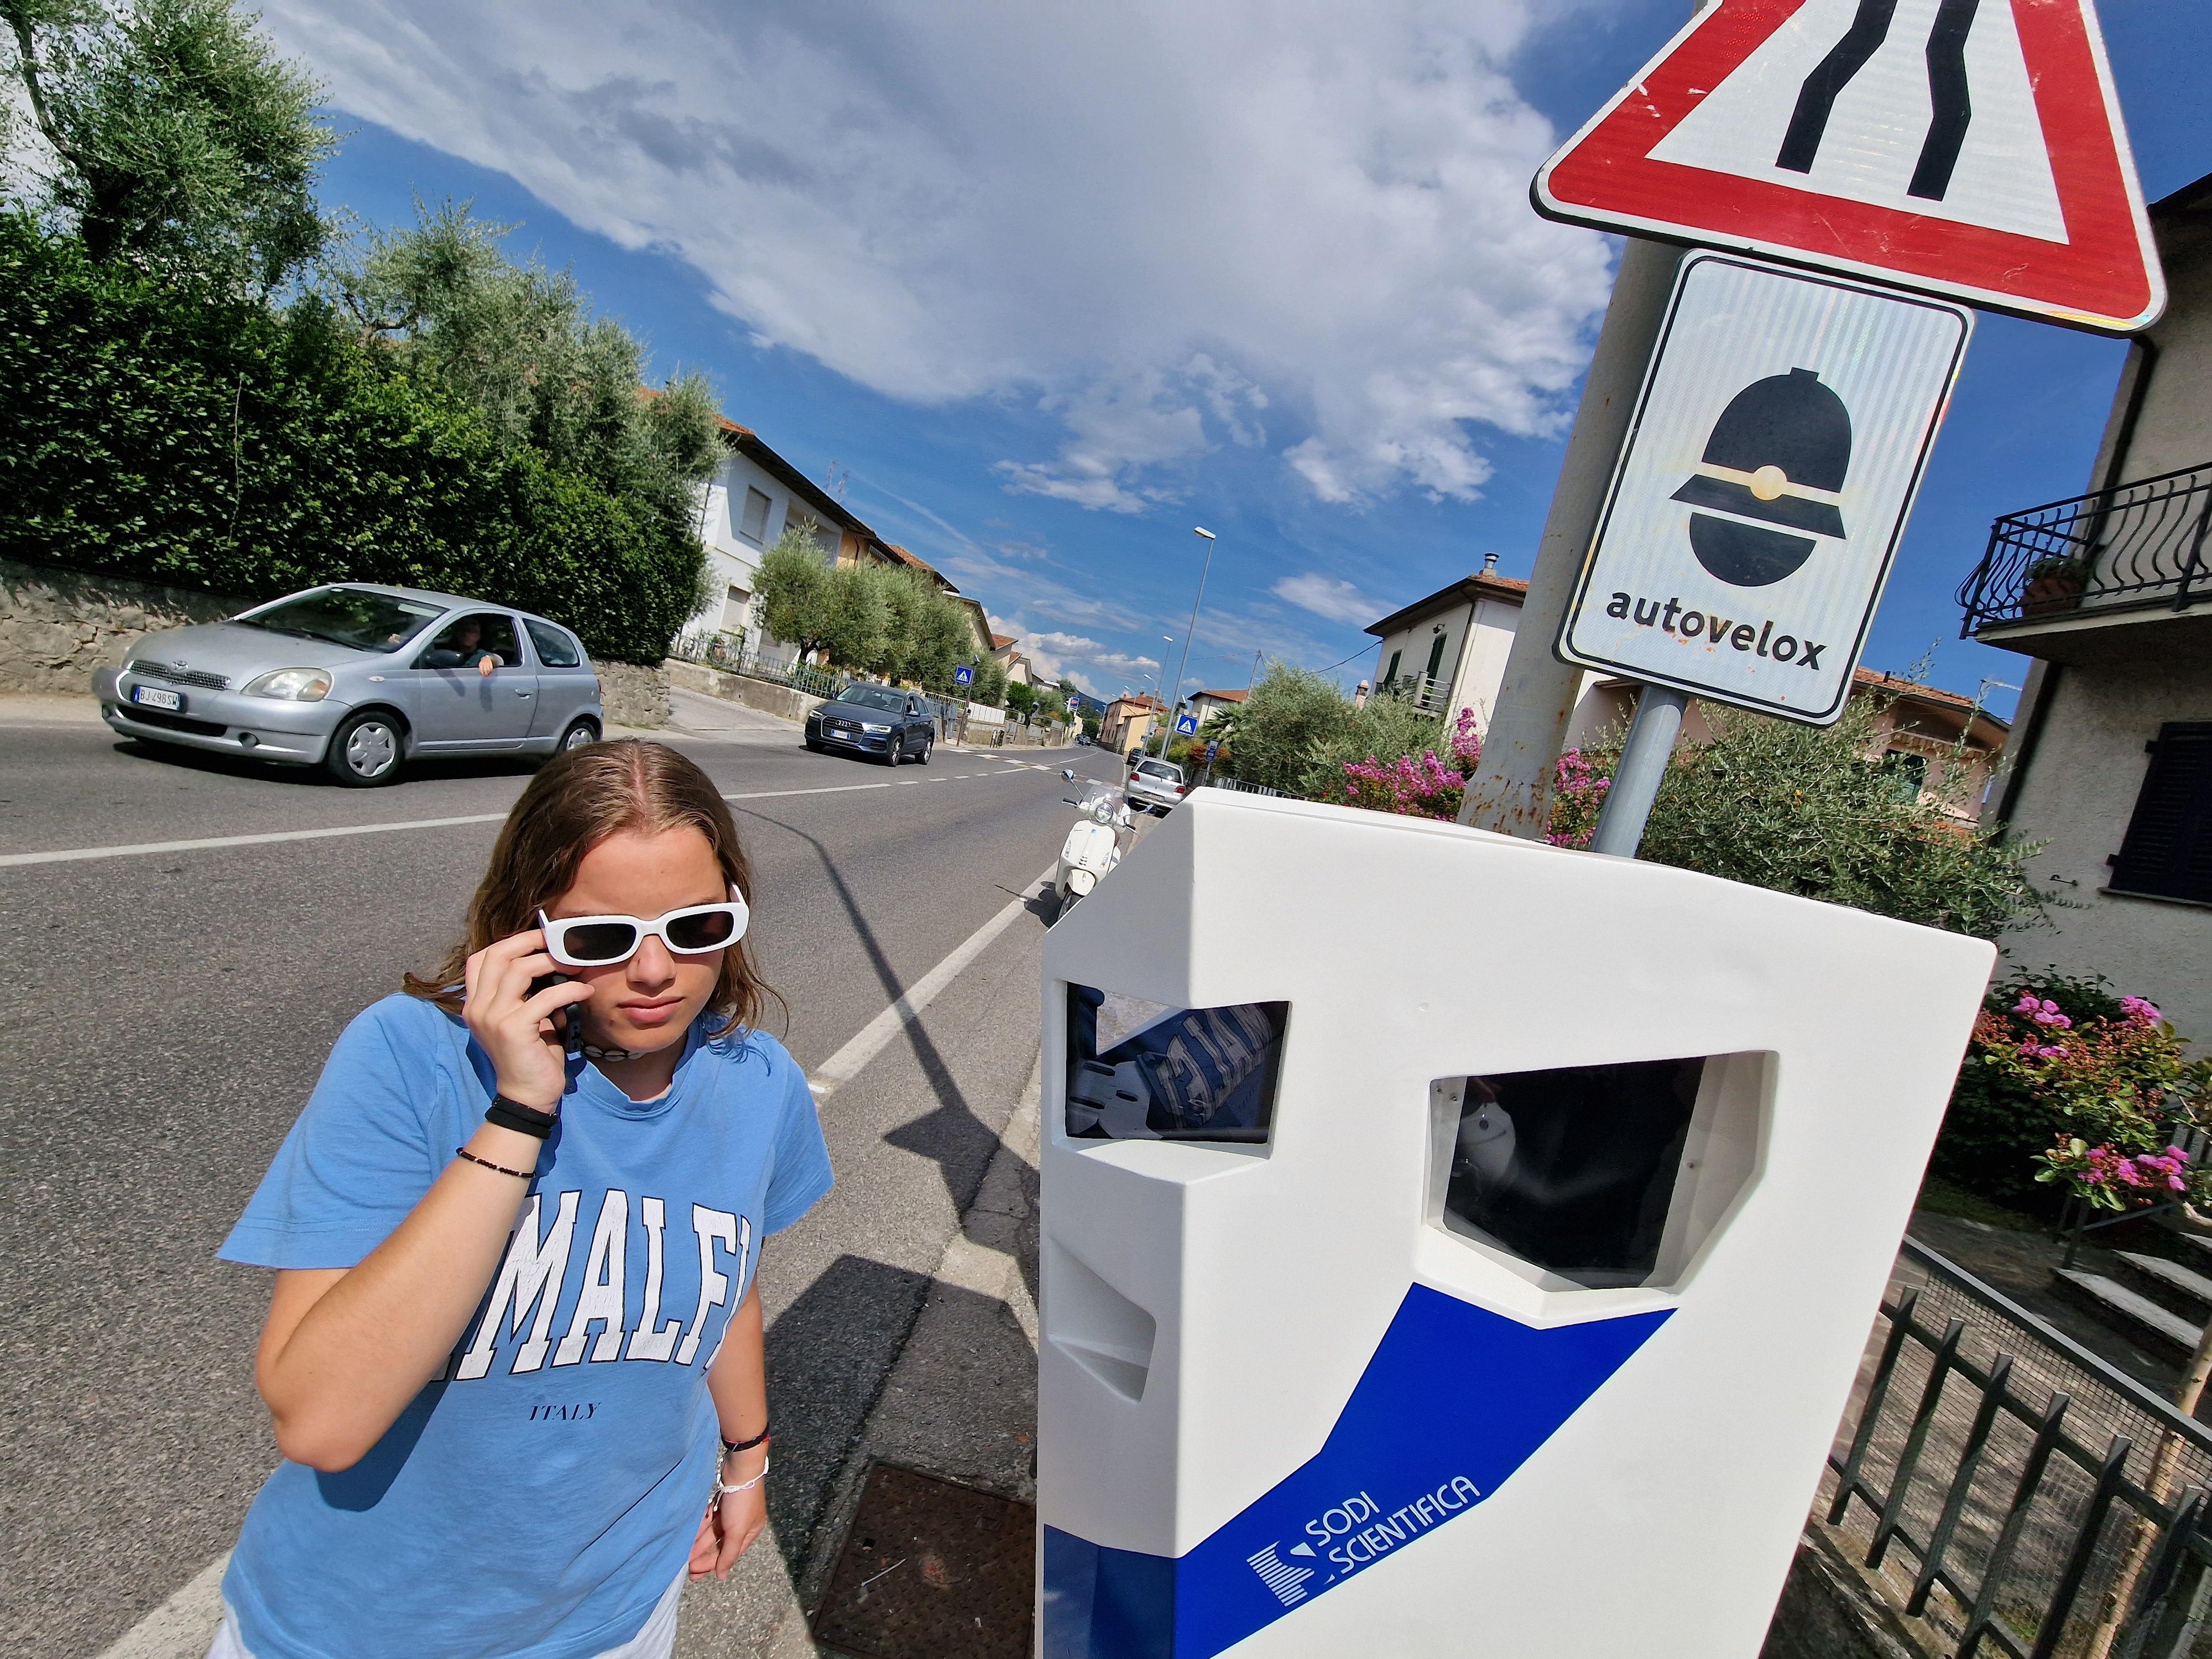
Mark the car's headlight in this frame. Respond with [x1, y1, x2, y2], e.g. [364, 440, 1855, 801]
[242, 668, 332, 702]
[859, 721, 891, 733]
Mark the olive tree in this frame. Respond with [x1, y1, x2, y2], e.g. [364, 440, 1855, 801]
[2, 0, 332, 289]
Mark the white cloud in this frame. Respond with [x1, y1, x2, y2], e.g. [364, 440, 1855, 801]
[260, 0, 1615, 508]
[999, 626, 1162, 696]
[1273, 572, 1386, 628]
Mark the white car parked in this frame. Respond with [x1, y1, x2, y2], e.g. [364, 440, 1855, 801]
[1124, 755, 1187, 815]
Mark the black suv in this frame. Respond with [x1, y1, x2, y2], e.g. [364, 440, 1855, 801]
[806, 684, 936, 764]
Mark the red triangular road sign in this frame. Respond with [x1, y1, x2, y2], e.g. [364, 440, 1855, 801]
[1535, 0, 2164, 332]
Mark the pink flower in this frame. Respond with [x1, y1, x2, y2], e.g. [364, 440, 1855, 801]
[2121, 996, 2162, 1026]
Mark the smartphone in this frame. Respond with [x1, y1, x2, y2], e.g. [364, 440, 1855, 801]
[530, 972, 587, 1059]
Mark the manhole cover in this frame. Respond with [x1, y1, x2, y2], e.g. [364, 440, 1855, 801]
[811, 1462, 1035, 1659]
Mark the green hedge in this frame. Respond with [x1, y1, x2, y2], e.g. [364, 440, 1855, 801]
[0, 216, 702, 664]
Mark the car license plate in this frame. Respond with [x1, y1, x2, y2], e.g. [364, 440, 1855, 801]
[131, 685, 184, 712]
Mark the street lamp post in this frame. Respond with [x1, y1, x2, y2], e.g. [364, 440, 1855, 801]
[1157, 526, 1217, 755]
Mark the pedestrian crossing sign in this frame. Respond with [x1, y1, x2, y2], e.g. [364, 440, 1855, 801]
[1175, 711, 1200, 736]
[1534, 0, 2163, 333]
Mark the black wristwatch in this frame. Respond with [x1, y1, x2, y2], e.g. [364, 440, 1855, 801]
[485, 1095, 559, 1139]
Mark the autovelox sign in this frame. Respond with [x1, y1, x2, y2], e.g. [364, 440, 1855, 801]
[1557, 252, 1970, 724]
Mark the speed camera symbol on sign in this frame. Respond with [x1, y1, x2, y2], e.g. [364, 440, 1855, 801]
[1671, 367, 1853, 589]
[1557, 252, 1970, 726]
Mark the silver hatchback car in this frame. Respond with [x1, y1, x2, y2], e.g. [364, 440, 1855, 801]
[93, 583, 605, 786]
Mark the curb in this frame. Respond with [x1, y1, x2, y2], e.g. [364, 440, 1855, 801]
[770, 1060, 1044, 1655]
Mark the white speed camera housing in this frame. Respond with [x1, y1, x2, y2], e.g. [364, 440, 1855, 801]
[1037, 789, 1991, 1658]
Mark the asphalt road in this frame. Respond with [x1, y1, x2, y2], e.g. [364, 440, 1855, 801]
[0, 697, 1120, 1657]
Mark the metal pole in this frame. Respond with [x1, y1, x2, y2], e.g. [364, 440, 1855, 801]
[1456, 0, 1714, 841]
[1454, 234, 1685, 838]
[1588, 685, 1687, 857]
[1159, 529, 1216, 755]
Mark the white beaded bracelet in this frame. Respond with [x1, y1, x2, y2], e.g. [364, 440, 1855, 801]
[714, 1457, 769, 1497]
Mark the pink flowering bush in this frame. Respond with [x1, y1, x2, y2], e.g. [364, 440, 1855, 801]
[1322, 706, 1619, 844]
[1546, 750, 1611, 848]
[1931, 972, 2210, 1215]
[2036, 1139, 2194, 1213]
[1326, 708, 1481, 820]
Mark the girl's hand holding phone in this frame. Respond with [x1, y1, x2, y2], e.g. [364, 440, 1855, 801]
[461, 930, 592, 1110]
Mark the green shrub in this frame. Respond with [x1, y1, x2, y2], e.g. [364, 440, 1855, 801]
[0, 216, 701, 662]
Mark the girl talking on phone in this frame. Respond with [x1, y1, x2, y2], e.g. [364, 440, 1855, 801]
[207, 740, 830, 1659]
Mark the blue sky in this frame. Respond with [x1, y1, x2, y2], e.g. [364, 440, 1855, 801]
[274, 0, 2208, 712]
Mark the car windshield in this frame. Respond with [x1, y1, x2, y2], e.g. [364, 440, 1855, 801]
[234, 588, 445, 654]
[838, 686, 909, 713]
[1135, 761, 1180, 780]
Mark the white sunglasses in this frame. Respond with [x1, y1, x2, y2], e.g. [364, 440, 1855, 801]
[538, 890, 750, 967]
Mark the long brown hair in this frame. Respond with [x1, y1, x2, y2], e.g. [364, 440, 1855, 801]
[404, 739, 778, 1037]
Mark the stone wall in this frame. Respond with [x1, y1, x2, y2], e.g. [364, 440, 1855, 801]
[595, 660, 670, 730]
[0, 558, 245, 697]
[663, 658, 822, 726]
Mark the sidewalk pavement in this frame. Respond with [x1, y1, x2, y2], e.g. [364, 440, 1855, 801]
[0, 691, 104, 723]
[750, 1070, 1042, 1657]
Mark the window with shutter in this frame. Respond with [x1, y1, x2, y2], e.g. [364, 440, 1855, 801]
[2110, 722, 2212, 904]
[738, 487, 771, 545]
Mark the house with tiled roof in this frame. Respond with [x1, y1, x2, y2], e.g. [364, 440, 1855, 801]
[1363, 555, 1556, 725]
[1099, 693, 1165, 758]
[679, 410, 1016, 677]
[1363, 557, 2006, 823]
[990, 633, 1034, 687]
[686, 413, 879, 659]
[1186, 687, 1247, 723]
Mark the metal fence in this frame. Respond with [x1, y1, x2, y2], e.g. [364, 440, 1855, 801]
[1957, 463, 2212, 634]
[670, 629, 844, 700]
[1198, 776, 1284, 797]
[1822, 1238, 2212, 1658]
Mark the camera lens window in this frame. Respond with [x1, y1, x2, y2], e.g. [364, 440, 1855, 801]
[1064, 984, 1287, 1144]
[1439, 1057, 1707, 1288]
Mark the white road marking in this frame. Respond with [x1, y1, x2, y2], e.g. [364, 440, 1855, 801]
[0, 771, 1045, 869]
[806, 860, 1057, 1102]
[95, 1551, 229, 1658]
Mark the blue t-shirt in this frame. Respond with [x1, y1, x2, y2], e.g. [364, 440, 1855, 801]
[218, 994, 832, 1659]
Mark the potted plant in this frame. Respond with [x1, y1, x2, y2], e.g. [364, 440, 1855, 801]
[2022, 555, 2089, 617]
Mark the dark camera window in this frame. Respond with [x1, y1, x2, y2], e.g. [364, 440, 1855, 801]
[1065, 984, 1286, 1144]
[1441, 1057, 1707, 1288]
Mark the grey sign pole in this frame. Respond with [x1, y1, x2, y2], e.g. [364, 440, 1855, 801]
[1453, 235, 1686, 841]
[1455, 0, 1717, 843]
[1587, 685, 1688, 857]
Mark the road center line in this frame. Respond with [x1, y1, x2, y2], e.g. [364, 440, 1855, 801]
[807, 861, 1057, 1102]
[0, 773, 1050, 868]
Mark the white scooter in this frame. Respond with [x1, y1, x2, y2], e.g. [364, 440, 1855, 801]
[1053, 769, 1133, 922]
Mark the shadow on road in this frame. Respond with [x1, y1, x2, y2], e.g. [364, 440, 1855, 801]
[728, 810, 1045, 1587]
[108, 735, 543, 790]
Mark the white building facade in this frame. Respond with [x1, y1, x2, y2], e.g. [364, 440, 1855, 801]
[685, 419, 870, 662]
[1966, 170, 2212, 1046]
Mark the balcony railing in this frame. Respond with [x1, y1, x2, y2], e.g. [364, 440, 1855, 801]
[1378, 672, 1455, 715]
[1958, 463, 2212, 636]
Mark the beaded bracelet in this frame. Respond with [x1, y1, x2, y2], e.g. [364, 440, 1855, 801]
[455, 1146, 533, 1180]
